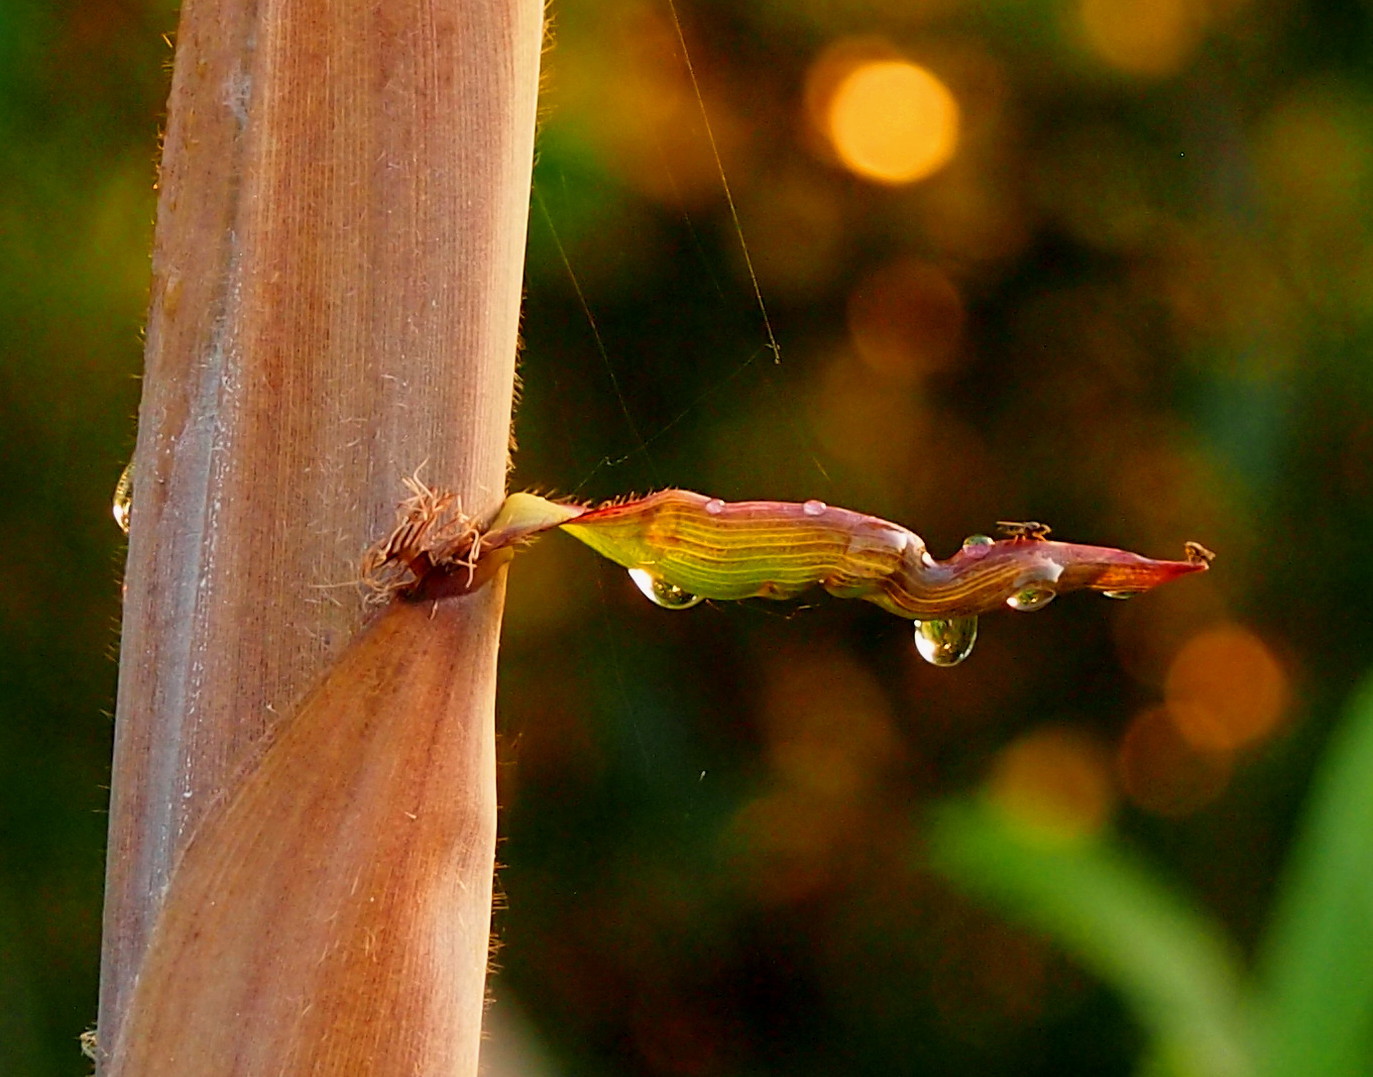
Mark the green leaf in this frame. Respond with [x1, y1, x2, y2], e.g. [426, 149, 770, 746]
[927, 800, 1251, 1077]
[1256, 674, 1373, 1077]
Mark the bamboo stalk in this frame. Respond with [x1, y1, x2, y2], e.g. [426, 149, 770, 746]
[98, 0, 541, 1071]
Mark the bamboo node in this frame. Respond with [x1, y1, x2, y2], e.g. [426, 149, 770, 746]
[362, 468, 481, 600]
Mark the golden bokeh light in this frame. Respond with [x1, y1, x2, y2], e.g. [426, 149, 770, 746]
[987, 726, 1115, 842]
[1078, 0, 1204, 78]
[847, 258, 965, 381]
[1255, 82, 1373, 219]
[1115, 585, 1210, 676]
[725, 644, 907, 904]
[822, 59, 960, 184]
[759, 645, 903, 801]
[812, 350, 923, 472]
[1117, 706, 1232, 817]
[1164, 625, 1289, 751]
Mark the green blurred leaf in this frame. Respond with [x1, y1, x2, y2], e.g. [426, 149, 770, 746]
[1256, 674, 1373, 1077]
[926, 800, 1252, 1077]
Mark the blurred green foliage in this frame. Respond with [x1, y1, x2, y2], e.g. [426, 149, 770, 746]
[6, 0, 1373, 1073]
[929, 674, 1373, 1077]
[929, 802, 1252, 1077]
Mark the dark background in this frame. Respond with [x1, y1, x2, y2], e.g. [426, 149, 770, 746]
[4, 0, 1372, 1073]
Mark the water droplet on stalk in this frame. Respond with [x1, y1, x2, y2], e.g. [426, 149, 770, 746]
[113, 461, 133, 534]
[629, 568, 704, 610]
[913, 616, 978, 666]
[803, 499, 827, 516]
[1007, 587, 1055, 612]
[705, 498, 725, 515]
[1102, 590, 1143, 600]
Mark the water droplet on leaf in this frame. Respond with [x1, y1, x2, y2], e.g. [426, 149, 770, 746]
[802, 499, 827, 516]
[913, 616, 978, 666]
[1102, 590, 1143, 600]
[705, 498, 725, 515]
[629, 568, 704, 610]
[1006, 587, 1055, 612]
[113, 461, 133, 534]
[961, 533, 994, 559]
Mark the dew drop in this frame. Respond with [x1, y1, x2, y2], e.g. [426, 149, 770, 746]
[1006, 587, 1055, 612]
[113, 461, 133, 534]
[913, 616, 978, 667]
[629, 568, 704, 610]
[705, 498, 725, 515]
[1102, 590, 1143, 600]
[961, 533, 994, 559]
[802, 499, 827, 516]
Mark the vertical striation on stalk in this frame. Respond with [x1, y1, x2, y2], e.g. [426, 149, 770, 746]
[99, 0, 543, 1072]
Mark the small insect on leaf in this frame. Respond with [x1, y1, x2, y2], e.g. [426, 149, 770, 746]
[997, 520, 1052, 541]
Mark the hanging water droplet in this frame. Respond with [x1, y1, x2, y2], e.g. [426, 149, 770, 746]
[629, 568, 704, 610]
[1006, 587, 1056, 612]
[1102, 590, 1143, 600]
[913, 616, 978, 667]
[802, 499, 827, 516]
[705, 498, 725, 515]
[113, 461, 134, 534]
